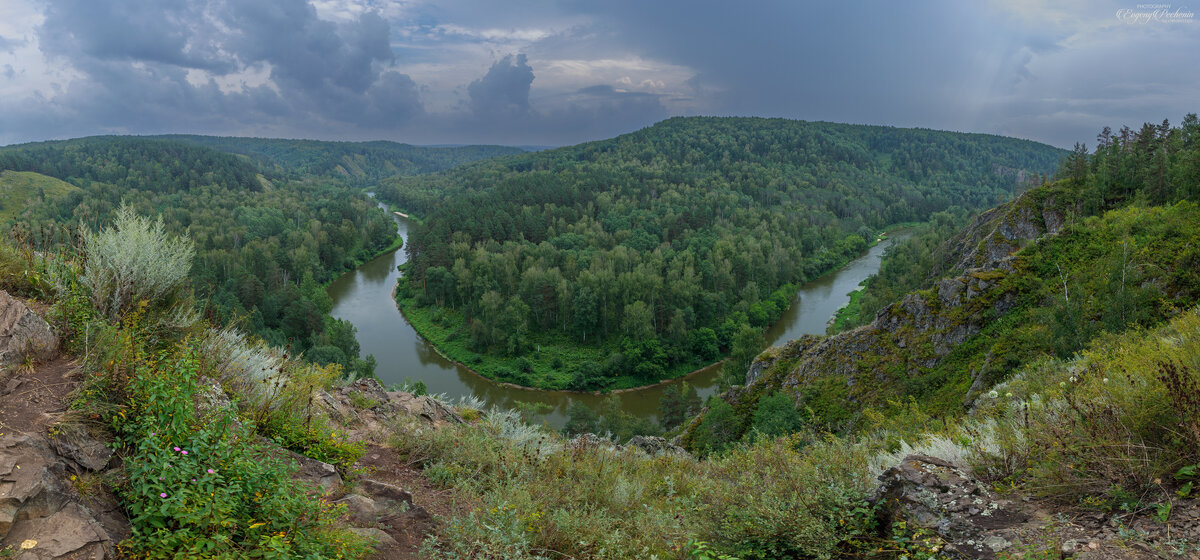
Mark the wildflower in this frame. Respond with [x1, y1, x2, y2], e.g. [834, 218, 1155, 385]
[1005, 392, 1013, 398]
[987, 390, 998, 399]
[181, 450, 188, 455]
[207, 469, 215, 474]
[173, 447, 181, 452]
[192, 478, 196, 482]
[160, 493, 167, 498]
[1103, 378, 1109, 383]
[1059, 382, 1067, 388]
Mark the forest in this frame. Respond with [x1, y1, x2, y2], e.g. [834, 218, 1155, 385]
[683, 114, 1200, 455]
[154, 135, 523, 184]
[378, 116, 1065, 390]
[0, 135, 512, 377]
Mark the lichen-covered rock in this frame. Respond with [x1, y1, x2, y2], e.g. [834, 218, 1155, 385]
[315, 380, 464, 442]
[0, 291, 58, 368]
[388, 392, 464, 425]
[358, 479, 413, 510]
[873, 454, 1028, 559]
[626, 436, 688, 457]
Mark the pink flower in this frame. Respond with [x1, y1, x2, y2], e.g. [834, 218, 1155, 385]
[181, 450, 188, 455]
[207, 469, 215, 474]
[173, 447, 181, 452]
[159, 493, 167, 498]
[191, 478, 196, 482]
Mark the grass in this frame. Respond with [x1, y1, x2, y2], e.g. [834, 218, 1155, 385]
[828, 280, 868, 333]
[0, 170, 80, 221]
[390, 407, 879, 560]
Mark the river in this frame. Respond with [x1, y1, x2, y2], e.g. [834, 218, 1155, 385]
[328, 205, 905, 427]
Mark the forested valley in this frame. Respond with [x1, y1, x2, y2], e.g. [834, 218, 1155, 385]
[378, 117, 1065, 390]
[0, 136, 518, 377]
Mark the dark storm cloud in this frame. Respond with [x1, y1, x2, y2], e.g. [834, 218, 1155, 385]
[22, 0, 423, 139]
[468, 54, 534, 118]
[5, 0, 1196, 147]
[565, 0, 1200, 147]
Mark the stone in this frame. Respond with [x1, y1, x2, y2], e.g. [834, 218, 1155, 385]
[0, 291, 58, 368]
[983, 535, 1011, 553]
[626, 436, 688, 457]
[2, 503, 112, 559]
[347, 527, 397, 547]
[387, 393, 463, 425]
[358, 479, 413, 510]
[49, 428, 114, 472]
[268, 444, 342, 494]
[873, 454, 1029, 559]
[334, 494, 378, 524]
[0, 435, 120, 558]
[0, 435, 70, 538]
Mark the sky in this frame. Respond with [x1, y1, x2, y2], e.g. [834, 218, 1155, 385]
[0, 0, 1196, 148]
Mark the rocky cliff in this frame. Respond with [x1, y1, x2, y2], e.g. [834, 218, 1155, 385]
[726, 182, 1077, 420]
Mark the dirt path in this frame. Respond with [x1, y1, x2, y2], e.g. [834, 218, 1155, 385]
[0, 357, 82, 436]
[351, 443, 474, 559]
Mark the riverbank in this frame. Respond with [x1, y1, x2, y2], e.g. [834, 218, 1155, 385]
[394, 286, 718, 392]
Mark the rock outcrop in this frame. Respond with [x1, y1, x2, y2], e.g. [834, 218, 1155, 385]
[722, 184, 1076, 419]
[0, 434, 126, 559]
[873, 455, 1029, 559]
[0, 291, 58, 370]
[316, 378, 463, 441]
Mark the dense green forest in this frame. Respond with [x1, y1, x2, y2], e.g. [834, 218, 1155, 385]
[154, 135, 524, 184]
[378, 117, 1064, 390]
[684, 114, 1200, 454]
[0, 136, 515, 377]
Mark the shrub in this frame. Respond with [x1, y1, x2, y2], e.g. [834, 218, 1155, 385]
[81, 206, 195, 321]
[116, 347, 368, 559]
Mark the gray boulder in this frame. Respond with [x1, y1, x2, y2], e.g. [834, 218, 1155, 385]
[0, 291, 58, 368]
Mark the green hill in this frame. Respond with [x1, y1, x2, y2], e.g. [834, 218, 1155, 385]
[0, 170, 80, 221]
[153, 135, 525, 183]
[378, 116, 1065, 391]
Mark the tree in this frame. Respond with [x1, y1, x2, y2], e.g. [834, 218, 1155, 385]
[562, 401, 601, 436]
[750, 392, 806, 438]
[690, 397, 741, 456]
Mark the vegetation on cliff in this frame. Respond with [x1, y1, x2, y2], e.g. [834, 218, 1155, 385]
[683, 114, 1200, 455]
[379, 117, 1063, 390]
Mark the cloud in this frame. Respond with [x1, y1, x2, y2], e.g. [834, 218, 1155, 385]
[468, 53, 534, 118]
[6, 0, 423, 141]
[0, 35, 24, 54]
[2, 0, 1196, 148]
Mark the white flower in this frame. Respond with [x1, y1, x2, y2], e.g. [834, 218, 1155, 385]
[1102, 378, 1109, 383]
[988, 390, 999, 399]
